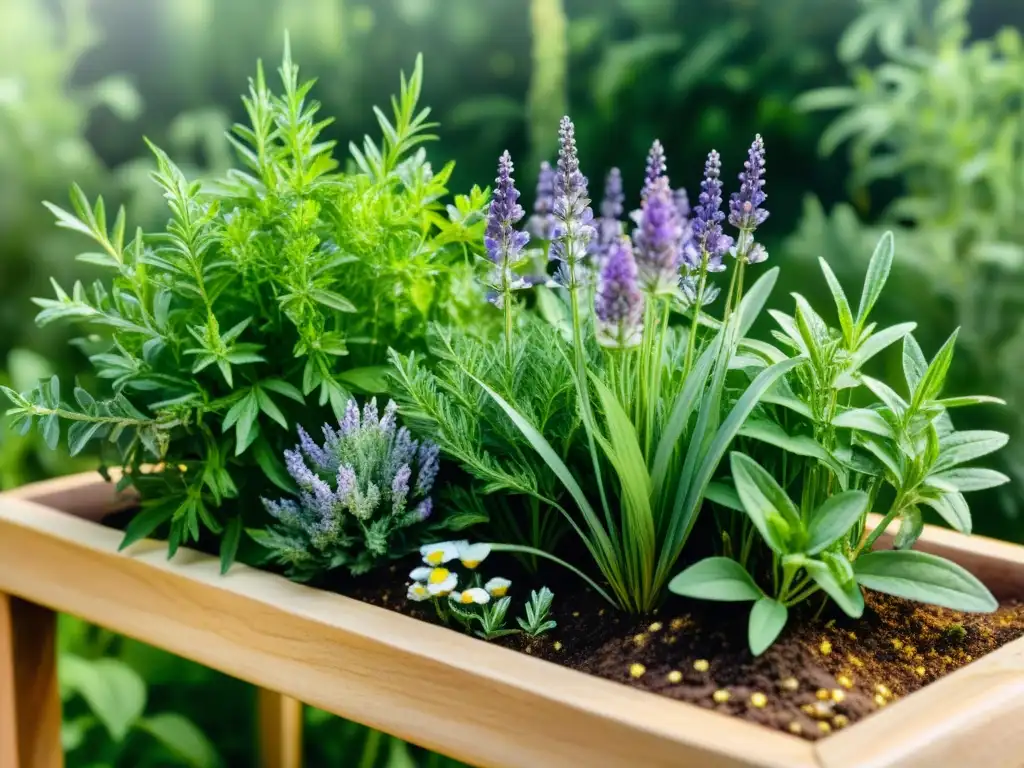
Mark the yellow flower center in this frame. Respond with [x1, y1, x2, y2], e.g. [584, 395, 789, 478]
[460, 592, 475, 604]
[489, 586, 507, 597]
[428, 568, 450, 584]
[462, 559, 480, 569]
[426, 550, 445, 565]
[411, 584, 427, 597]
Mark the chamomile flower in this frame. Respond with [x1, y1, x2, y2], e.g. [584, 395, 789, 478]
[407, 582, 430, 602]
[425, 568, 458, 596]
[457, 541, 491, 569]
[485, 577, 511, 597]
[450, 588, 490, 605]
[420, 541, 459, 566]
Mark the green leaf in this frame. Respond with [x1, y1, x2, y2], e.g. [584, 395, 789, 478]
[220, 516, 242, 575]
[854, 550, 996, 612]
[748, 598, 788, 656]
[41, 412, 60, 450]
[137, 713, 221, 768]
[855, 231, 894, 329]
[804, 559, 865, 618]
[337, 366, 392, 393]
[893, 507, 923, 549]
[260, 378, 304, 403]
[929, 468, 1010, 492]
[119, 501, 175, 550]
[849, 322, 916, 371]
[705, 481, 743, 512]
[310, 288, 357, 313]
[832, 407, 894, 438]
[68, 421, 105, 456]
[934, 430, 1009, 472]
[254, 437, 297, 493]
[255, 387, 288, 429]
[668, 557, 762, 601]
[729, 452, 801, 554]
[919, 492, 972, 534]
[936, 395, 1005, 409]
[59, 656, 146, 742]
[913, 328, 959, 408]
[737, 419, 830, 462]
[806, 491, 868, 555]
[902, 334, 928, 394]
[861, 375, 908, 415]
[818, 258, 854, 343]
[737, 267, 779, 338]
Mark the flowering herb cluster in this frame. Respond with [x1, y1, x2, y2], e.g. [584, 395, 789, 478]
[1, 43, 485, 571]
[252, 398, 444, 580]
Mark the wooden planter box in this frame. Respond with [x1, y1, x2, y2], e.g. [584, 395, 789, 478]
[2, 473, 1023, 768]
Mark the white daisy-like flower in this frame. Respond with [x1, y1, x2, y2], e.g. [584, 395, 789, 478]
[425, 567, 458, 596]
[420, 541, 459, 566]
[409, 566, 433, 582]
[457, 541, 492, 569]
[449, 587, 490, 605]
[407, 582, 430, 602]
[484, 577, 511, 597]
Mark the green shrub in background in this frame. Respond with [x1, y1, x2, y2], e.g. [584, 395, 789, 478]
[790, 0, 1024, 538]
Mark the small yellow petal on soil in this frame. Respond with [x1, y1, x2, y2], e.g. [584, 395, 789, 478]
[633, 633, 648, 647]
[749, 692, 767, 708]
[780, 676, 799, 691]
[815, 688, 830, 701]
[670, 617, 688, 631]
[572, 611, 579, 617]
[629, 663, 646, 678]
[788, 721, 803, 735]
[818, 721, 832, 734]
[666, 670, 682, 684]
[891, 638, 903, 650]
[846, 631, 857, 640]
[693, 659, 710, 672]
[832, 715, 849, 729]
[874, 683, 892, 699]
[914, 666, 926, 677]
[801, 704, 816, 716]
[831, 689, 846, 703]
[819, 640, 832, 655]
[837, 675, 853, 689]
[847, 653, 864, 668]
[553, 641, 562, 651]
[648, 621, 663, 632]
[598, 609, 605, 616]
[712, 689, 731, 703]
[874, 694, 888, 707]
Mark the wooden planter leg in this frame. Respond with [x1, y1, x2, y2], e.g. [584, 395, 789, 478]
[0, 593, 63, 768]
[258, 688, 303, 768]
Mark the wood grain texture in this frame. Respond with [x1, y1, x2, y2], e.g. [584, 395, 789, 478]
[0, 476, 815, 768]
[3, 474, 1024, 768]
[0, 593, 64, 768]
[257, 689, 303, 768]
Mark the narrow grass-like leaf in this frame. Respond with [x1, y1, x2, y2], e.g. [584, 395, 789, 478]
[856, 231, 894, 330]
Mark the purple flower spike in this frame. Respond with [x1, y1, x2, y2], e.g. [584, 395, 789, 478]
[692, 150, 734, 271]
[549, 116, 595, 288]
[595, 237, 644, 349]
[528, 160, 556, 240]
[729, 134, 768, 232]
[601, 167, 624, 221]
[642, 140, 667, 199]
[484, 151, 531, 306]
[633, 177, 683, 294]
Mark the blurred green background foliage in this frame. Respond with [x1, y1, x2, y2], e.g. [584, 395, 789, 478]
[2, 0, 1022, 763]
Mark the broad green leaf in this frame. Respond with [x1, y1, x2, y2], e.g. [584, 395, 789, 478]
[730, 452, 801, 555]
[737, 419, 830, 462]
[59, 656, 146, 742]
[260, 378, 304, 403]
[119, 501, 175, 550]
[337, 366, 392, 393]
[748, 598, 788, 656]
[804, 559, 865, 618]
[893, 507, 923, 549]
[856, 231, 894, 329]
[832, 408, 894, 438]
[861, 375, 907, 415]
[934, 430, 1009, 472]
[920, 493, 972, 534]
[310, 288, 357, 313]
[902, 334, 928, 394]
[705, 481, 743, 512]
[255, 388, 287, 429]
[254, 437, 298, 493]
[220, 516, 242, 575]
[854, 550, 996, 612]
[137, 713, 221, 768]
[849, 322, 916, 371]
[668, 557, 762, 601]
[737, 267, 779, 338]
[856, 433, 904, 484]
[806, 491, 868, 554]
[818, 258, 854, 343]
[929, 468, 1010, 492]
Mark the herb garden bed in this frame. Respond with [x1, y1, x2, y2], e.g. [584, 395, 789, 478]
[3, 472, 1024, 768]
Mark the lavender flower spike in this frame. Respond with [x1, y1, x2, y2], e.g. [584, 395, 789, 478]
[692, 149, 734, 272]
[484, 150, 531, 305]
[633, 176, 683, 295]
[549, 116, 595, 289]
[595, 237, 644, 349]
[592, 167, 625, 265]
[527, 160, 556, 240]
[642, 139, 667, 199]
[728, 134, 769, 264]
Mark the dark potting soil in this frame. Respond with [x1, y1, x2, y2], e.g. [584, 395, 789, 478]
[347, 563, 1024, 742]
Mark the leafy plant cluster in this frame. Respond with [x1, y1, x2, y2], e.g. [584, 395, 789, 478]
[670, 233, 1006, 653]
[2, 41, 486, 571]
[791, 0, 1024, 523]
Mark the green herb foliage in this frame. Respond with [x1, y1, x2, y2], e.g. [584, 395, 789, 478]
[670, 232, 1006, 654]
[2, 41, 483, 571]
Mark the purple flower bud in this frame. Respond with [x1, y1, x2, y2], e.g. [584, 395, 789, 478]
[285, 448, 317, 491]
[297, 425, 330, 473]
[336, 464, 357, 506]
[340, 400, 360, 436]
[549, 116, 595, 288]
[601, 167, 624, 220]
[692, 150, 734, 271]
[633, 177, 683, 294]
[391, 464, 411, 515]
[415, 440, 440, 495]
[595, 237, 644, 349]
[527, 160, 556, 240]
[414, 498, 433, 522]
[642, 140, 667, 199]
[673, 187, 690, 220]
[728, 134, 768, 232]
[362, 398, 379, 429]
[485, 151, 531, 265]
